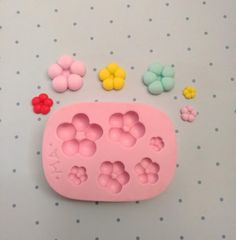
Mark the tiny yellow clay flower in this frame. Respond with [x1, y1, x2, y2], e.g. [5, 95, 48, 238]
[98, 63, 126, 91]
[183, 86, 196, 99]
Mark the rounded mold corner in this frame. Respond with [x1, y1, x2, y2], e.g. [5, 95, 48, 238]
[72, 113, 90, 131]
[98, 161, 130, 194]
[68, 165, 88, 185]
[57, 123, 76, 141]
[150, 137, 165, 151]
[135, 158, 160, 184]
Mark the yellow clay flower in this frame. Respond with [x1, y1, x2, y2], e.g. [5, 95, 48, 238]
[98, 63, 126, 91]
[183, 86, 196, 99]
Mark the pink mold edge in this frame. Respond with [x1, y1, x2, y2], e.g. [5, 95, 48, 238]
[42, 102, 177, 202]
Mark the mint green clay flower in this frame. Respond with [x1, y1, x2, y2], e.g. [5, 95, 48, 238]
[143, 63, 175, 95]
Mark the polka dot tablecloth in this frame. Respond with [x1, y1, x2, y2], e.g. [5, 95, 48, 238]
[0, 0, 235, 240]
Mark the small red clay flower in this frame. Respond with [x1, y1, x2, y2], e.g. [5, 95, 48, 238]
[31, 93, 53, 114]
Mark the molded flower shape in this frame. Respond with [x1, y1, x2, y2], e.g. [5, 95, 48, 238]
[98, 161, 130, 193]
[143, 62, 175, 95]
[98, 63, 126, 91]
[48, 55, 86, 93]
[57, 113, 103, 157]
[150, 137, 164, 151]
[109, 111, 145, 147]
[68, 166, 88, 185]
[135, 158, 160, 184]
[31, 93, 53, 114]
[183, 86, 196, 99]
[180, 105, 197, 122]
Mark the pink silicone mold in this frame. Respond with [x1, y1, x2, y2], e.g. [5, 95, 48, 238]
[42, 102, 176, 201]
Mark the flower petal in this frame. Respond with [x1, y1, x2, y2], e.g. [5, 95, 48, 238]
[148, 63, 164, 75]
[162, 66, 175, 77]
[85, 124, 103, 141]
[72, 113, 89, 131]
[135, 164, 145, 174]
[123, 111, 139, 128]
[139, 174, 148, 184]
[140, 158, 152, 168]
[109, 113, 124, 128]
[108, 179, 122, 193]
[188, 115, 195, 122]
[99, 68, 110, 81]
[68, 74, 83, 91]
[109, 128, 123, 141]
[78, 139, 96, 157]
[148, 80, 164, 95]
[120, 132, 136, 147]
[130, 122, 145, 138]
[52, 75, 68, 93]
[113, 162, 125, 175]
[147, 173, 159, 184]
[62, 139, 79, 156]
[70, 61, 86, 77]
[57, 55, 74, 69]
[117, 172, 130, 185]
[161, 77, 175, 91]
[100, 161, 113, 174]
[98, 174, 110, 187]
[143, 71, 159, 86]
[181, 113, 189, 121]
[114, 67, 126, 79]
[48, 64, 62, 79]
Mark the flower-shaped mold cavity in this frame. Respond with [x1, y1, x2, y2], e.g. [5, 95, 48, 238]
[143, 63, 175, 95]
[57, 114, 103, 157]
[150, 137, 164, 151]
[68, 166, 88, 185]
[98, 161, 130, 193]
[135, 158, 160, 184]
[109, 111, 145, 147]
[48, 55, 86, 93]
